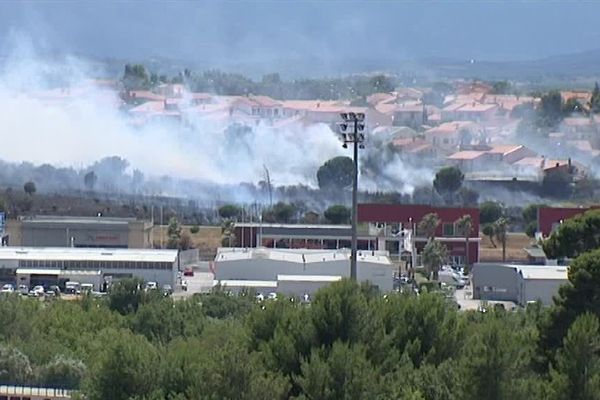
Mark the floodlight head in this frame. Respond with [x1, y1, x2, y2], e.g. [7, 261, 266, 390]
[340, 112, 348, 121]
[359, 144, 365, 149]
[358, 133, 365, 142]
[347, 112, 356, 120]
[356, 112, 365, 121]
[339, 123, 348, 132]
[342, 143, 348, 149]
[357, 123, 365, 131]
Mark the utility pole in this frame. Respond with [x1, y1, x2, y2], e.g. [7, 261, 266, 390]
[339, 112, 366, 281]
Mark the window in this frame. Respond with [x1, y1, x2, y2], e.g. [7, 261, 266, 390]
[442, 223, 455, 236]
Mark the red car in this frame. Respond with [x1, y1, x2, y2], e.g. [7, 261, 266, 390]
[183, 267, 194, 277]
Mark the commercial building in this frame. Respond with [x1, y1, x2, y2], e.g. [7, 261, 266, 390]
[472, 263, 568, 306]
[6, 216, 154, 248]
[0, 247, 179, 289]
[234, 204, 480, 267]
[358, 203, 480, 266]
[537, 206, 595, 237]
[0, 385, 71, 400]
[214, 247, 393, 292]
[234, 223, 376, 250]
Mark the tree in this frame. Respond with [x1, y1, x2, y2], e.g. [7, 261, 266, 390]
[537, 90, 564, 128]
[479, 201, 503, 225]
[23, 181, 36, 196]
[458, 187, 479, 207]
[317, 156, 354, 191]
[122, 64, 150, 91]
[85, 330, 161, 400]
[108, 278, 149, 315]
[563, 98, 583, 114]
[166, 217, 182, 249]
[539, 247, 600, 361]
[491, 80, 512, 94]
[83, 171, 97, 191]
[549, 313, 600, 400]
[418, 213, 440, 240]
[324, 205, 351, 224]
[369, 74, 395, 93]
[218, 204, 241, 220]
[264, 202, 296, 223]
[0, 345, 33, 384]
[542, 210, 600, 259]
[40, 355, 86, 389]
[525, 221, 538, 238]
[590, 82, 600, 114]
[455, 215, 473, 270]
[433, 167, 464, 204]
[421, 240, 447, 281]
[494, 217, 509, 262]
[482, 224, 496, 248]
[542, 169, 573, 198]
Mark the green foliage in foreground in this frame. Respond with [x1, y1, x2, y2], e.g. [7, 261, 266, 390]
[0, 276, 598, 400]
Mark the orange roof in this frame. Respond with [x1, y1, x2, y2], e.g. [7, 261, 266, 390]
[447, 150, 487, 160]
[486, 144, 524, 155]
[426, 121, 476, 135]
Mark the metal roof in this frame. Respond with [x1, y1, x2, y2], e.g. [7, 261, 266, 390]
[517, 266, 568, 280]
[17, 268, 104, 276]
[277, 275, 342, 282]
[20, 216, 137, 225]
[215, 248, 392, 265]
[523, 247, 547, 258]
[0, 247, 178, 263]
[215, 280, 277, 288]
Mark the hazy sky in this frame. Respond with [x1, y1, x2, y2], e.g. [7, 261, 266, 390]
[1, 1, 599, 70]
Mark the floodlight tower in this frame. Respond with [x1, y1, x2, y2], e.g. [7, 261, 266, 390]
[339, 112, 366, 281]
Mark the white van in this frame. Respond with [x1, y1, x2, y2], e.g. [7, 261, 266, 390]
[65, 282, 80, 294]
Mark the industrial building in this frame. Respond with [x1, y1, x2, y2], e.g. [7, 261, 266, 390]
[537, 206, 595, 237]
[0, 247, 179, 289]
[6, 216, 154, 248]
[472, 263, 568, 305]
[214, 247, 393, 292]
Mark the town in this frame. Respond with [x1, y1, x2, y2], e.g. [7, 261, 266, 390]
[2, 2, 600, 400]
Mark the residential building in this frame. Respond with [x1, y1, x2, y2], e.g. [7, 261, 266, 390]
[424, 121, 481, 153]
[441, 102, 498, 122]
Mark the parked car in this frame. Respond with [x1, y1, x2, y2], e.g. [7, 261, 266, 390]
[183, 267, 194, 277]
[80, 283, 94, 294]
[28, 285, 45, 297]
[267, 292, 278, 301]
[1, 283, 15, 294]
[255, 292, 265, 302]
[18, 285, 29, 295]
[181, 280, 188, 291]
[145, 281, 158, 291]
[49, 285, 61, 296]
[162, 284, 173, 295]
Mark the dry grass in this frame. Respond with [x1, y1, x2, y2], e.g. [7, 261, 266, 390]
[479, 232, 534, 262]
[153, 225, 221, 257]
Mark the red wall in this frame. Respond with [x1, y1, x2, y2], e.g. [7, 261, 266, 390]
[358, 203, 480, 238]
[538, 206, 596, 236]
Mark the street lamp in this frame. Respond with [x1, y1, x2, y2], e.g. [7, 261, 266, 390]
[339, 111, 366, 280]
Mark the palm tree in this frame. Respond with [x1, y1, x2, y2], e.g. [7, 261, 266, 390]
[418, 213, 441, 240]
[456, 215, 473, 271]
[494, 217, 509, 262]
[422, 240, 447, 280]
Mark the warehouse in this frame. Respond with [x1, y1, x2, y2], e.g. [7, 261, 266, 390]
[6, 216, 153, 248]
[0, 247, 179, 288]
[472, 263, 568, 305]
[214, 247, 393, 292]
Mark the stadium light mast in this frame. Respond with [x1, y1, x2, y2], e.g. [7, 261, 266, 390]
[339, 111, 366, 281]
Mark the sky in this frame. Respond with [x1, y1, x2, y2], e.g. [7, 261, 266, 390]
[0, 1, 599, 75]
